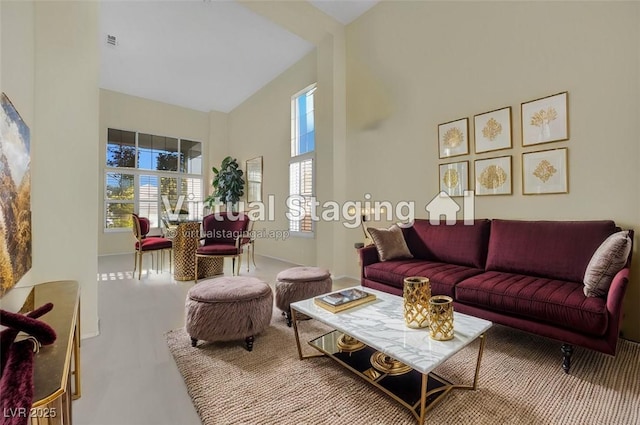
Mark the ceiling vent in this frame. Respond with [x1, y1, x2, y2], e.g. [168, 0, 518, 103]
[106, 34, 117, 46]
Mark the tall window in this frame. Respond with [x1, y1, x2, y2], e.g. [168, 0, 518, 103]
[289, 84, 316, 234]
[105, 129, 203, 231]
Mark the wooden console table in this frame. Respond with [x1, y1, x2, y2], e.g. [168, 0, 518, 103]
[3, 280, 81, 425]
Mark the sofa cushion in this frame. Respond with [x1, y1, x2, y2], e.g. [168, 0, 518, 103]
[367, 224, 413, 261]
[486, 220, 616, 282]
[364, 259, 484, 298]
[402, 219, 491, 269]
[456, 271, 608, 336]
[583, 230, 632, 297]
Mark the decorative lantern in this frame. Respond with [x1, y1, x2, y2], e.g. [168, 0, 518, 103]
[403, 276, 431, 328]
[428, 295, 454, 341]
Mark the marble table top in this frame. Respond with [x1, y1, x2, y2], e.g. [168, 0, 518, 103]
[291, 286, 492, 374]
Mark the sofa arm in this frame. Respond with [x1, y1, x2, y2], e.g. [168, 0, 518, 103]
[358, 245, 379, 269]
[606, 268, 629, 316]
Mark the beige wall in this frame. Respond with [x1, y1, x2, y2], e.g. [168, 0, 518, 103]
[98, 89, 211, 255]
[345, 1, 640, 339]
[1, 0, 35, 289]
[228, 51, 317, 265]
[6, 1, 635, 341]
[1, 1, 100, 337]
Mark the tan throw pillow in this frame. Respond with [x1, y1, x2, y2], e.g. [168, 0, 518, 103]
[583, 230, 632, 297]
[367, 224, 413, 262]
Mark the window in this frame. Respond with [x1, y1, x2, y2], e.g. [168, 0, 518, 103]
[289, 84, 316, 234]
[105, 129, 203, 231]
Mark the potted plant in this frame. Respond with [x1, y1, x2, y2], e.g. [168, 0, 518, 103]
[205, 156, 245, 211]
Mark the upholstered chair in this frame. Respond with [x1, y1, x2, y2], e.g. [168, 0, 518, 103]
[132, 213, 173, 279]
[195, 212, 251, 281]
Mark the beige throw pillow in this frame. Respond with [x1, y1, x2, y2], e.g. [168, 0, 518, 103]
[367, 224, 413, 262]
[583, 230, 632, 297]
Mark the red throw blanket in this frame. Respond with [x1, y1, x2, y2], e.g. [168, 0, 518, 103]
[0, 304, 56, 425]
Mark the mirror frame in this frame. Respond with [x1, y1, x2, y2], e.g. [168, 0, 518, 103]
[246, 156, 263, 203]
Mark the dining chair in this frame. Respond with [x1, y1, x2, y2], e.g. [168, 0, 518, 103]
[132, 213, 173, 279]
[195, 212, 251, 281]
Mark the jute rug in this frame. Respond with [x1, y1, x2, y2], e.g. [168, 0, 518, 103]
[166, 311, 640, 425]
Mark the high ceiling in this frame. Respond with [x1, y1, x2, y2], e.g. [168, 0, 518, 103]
[99, 0, 378, 113]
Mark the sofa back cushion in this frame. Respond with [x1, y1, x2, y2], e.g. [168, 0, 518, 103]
[403, 219, 491, 268]
[486, 220, 617, 282]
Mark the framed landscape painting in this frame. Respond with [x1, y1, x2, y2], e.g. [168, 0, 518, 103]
[439, 161, 468, 197]
[521, 92, 569, 146]
[0, 93, 32, 295]
[474, 107, 512, 153]
[438, 118, 469, 159]
[522, 148, 568, 195]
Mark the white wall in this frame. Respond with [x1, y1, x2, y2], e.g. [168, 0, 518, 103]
[344, 1, 640, 339]
[227, 51, 317, 266]
[0, 1, 100, 338]
[1, 0, 35, 290]
[98, 89, 211, 255]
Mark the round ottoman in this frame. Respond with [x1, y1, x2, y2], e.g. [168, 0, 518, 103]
[185, 276, 273, 351]
[275, 266, 332, 327]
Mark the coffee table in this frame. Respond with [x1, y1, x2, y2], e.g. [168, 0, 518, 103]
[290, 286, 492, 424]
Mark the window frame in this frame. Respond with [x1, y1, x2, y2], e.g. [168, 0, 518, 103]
[104, 129, 204, 233]
[289, 83, 317, 237]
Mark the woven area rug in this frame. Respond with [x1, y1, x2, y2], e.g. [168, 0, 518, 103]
[166, 312, 640, 425]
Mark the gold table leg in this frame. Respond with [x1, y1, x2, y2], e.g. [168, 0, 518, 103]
[451, 333, 487, 391]
[291, 308, 325, 360]
[72, 301, 81, 400]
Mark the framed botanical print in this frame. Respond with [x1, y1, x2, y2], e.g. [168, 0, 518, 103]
[474, 156, 512, 196]
[438, 118, 469, 158]
[474, 107, 512, 153]
[522, 148, 568, 194]
[521, 92, 569, 146]
[439, 161, 469, 197]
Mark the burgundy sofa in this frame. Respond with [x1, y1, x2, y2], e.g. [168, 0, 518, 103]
[358, 219, 633, 373]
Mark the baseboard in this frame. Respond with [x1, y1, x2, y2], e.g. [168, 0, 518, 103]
[333, 274, 360, 282]
[255, 253, 303, 267]
[81, 330, 100, 340]
[99, 252, 134, 257]
[81, 318, 100, 340]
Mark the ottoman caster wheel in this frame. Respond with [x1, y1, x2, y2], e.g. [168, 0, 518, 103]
[245, 335, 254, 351]
[191, 337, 198, 347]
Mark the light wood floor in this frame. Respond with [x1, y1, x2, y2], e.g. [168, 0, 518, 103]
[73, 253, 358, 425]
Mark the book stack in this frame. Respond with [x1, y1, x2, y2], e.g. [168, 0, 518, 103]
[314, 288, 376, 313]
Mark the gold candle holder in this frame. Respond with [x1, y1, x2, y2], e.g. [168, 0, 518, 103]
[403, 276, 431, 328]
[429, 295, 454, 341]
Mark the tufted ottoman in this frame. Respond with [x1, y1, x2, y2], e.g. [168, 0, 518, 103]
[275, 266, 332, 327]
[185, 276, 273, 351]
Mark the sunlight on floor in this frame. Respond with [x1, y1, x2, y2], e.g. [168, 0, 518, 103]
[97, 271, 135, 281]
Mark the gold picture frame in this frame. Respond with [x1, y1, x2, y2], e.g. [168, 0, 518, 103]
[474, 107, 512, 154]
[439, 161, 469, 197]
[474, 156, 512, 196]
[438, 118, 469, 159]
[521, 92, 569, 146]
[522, 148, 568, 195]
